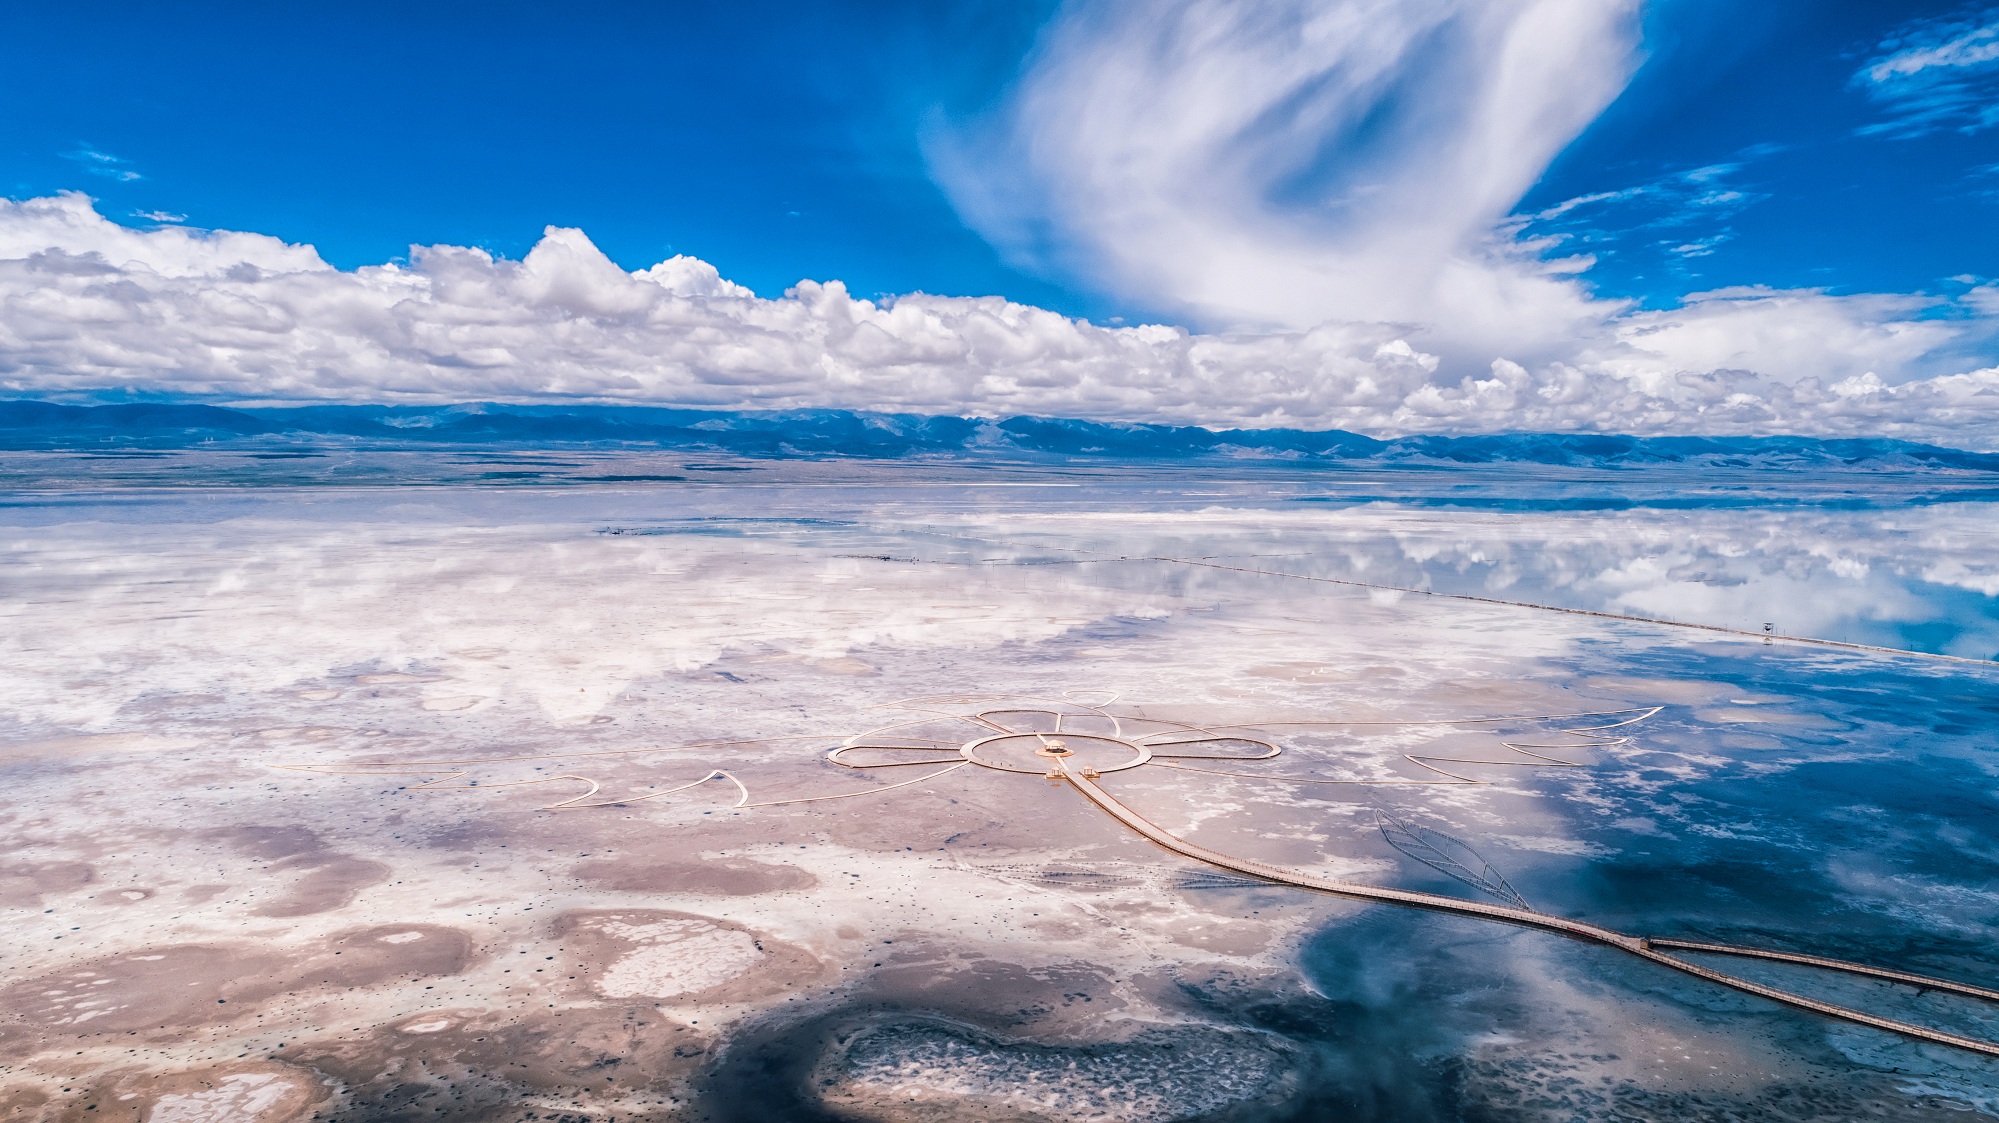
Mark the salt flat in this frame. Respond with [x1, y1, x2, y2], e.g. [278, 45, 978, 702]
[3, 453, 1997, 1121]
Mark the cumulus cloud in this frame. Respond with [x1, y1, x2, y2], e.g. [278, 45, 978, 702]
[3, 192, 1999, 444]
[0, 192, 1441, 427]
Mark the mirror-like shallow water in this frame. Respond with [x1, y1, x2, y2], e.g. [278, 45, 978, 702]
[2, 456, 1996, 1121]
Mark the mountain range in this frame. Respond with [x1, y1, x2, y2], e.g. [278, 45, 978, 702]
[4, 400, 1996, 471]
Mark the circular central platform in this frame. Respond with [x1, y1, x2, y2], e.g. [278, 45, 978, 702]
[961, 733, 1151, 775]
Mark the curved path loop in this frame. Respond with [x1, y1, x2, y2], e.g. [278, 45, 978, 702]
[1051, 754, 1999, 1059]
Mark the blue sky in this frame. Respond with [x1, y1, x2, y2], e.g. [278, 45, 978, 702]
[8, 0, 1988, 316]
[4, 1, 1999, 442]
[1519, 0, 1999, 308]
[4, 1, 1085, 309]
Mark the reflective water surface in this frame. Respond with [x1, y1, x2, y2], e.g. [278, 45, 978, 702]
[2, 453, 1997, 1121]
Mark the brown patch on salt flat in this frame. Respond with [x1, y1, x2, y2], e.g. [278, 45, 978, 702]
[0, 1086, 51, 1121]
[252, 726, 344, 742]
[59, 1062, 327, 1123]
[1424, 678, 1579, 714]
[1582, 675, 1734, 706]
[1245, 661, 1357, 683]
[423, 819, 511, 851]
[0, 926, 475, 1054]
[858, 954, 1130, 1036]
[197, 828, 388, 914]
[749, 652, 878, 675]
[0, 945, 294, 1046]
[0, 860, 92, 908]
[555, 909, 822, 1004]
[0, 734, 200, 763]
[787, 780, 1115, 855]
[279, 1004, 706, 1118]
[1162, 917, 1275, 956]
[251, 855, 391, 918]
[120, 693, 227, 716]
[811, 656, 876, 675]
[216, 825, 325, 861]
[570, 856, 817, 896]
[294, 925, 475, 988]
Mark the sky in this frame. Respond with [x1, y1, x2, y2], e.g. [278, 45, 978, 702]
[4, 0, 1999, 442]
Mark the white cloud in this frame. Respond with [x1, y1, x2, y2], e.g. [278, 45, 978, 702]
[61, 147, 143, 182]
[911, 0, 1999, 443]
[2, 192, 1999, 446]
[930, 0, 1642, 364]
[1665, 236, 1727, 259]
[1856, 6, 1999, 136]
[0, 192, 1441, 428]
[1515, 162, 1764, 267]
[1868, 27, 1999, 82]
[5, 5, 1996, 446]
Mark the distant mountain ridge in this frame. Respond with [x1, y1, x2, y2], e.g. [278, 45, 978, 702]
[3, 399, 1996, 471]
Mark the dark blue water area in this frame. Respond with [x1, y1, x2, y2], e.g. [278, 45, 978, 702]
[1564, 651, 1999, 1044]
[1298, 641, 1999, 1112]
[1887, 588, 1999, 662]
[1544, 646, 1999, 945]
[1579, 650, 1990, 935]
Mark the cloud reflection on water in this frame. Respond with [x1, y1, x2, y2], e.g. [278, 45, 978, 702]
[2, 460, 1998, 1118]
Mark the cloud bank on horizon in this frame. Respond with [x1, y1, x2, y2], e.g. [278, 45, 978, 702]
[4, 0, 1999, 444]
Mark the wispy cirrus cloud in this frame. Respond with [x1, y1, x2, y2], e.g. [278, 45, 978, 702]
[61, 147, 143, 182]
[929, 0, 1644, 369]
[1665, 235, 1728, 259]
[1855, 5, 1999, 137]
[1512, 162, 1764, 275]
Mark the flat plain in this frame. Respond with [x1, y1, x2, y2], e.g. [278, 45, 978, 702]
[3, 450, 1998, 1121]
